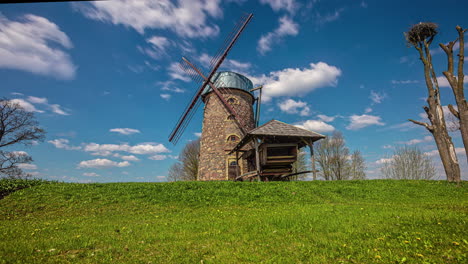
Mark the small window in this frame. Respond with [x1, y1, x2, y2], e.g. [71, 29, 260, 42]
[227, 98, 236, 104]
[229, 160, 238, 166]
[228, 135, 239, 142]
[227, 115, 235, 120]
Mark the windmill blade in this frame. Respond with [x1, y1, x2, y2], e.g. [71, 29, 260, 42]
[178, 57, 205, 84]
[168, 13, 253, 144]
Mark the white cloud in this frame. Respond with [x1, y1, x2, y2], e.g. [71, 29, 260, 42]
[149, 155, 167, 160]
[317, 114, 335, 122]
[364, 107, 372, 113]
[347, 114, 385, 130]
[250, 62, 341, 101]
[74, 0, 221, 38]
[369, 90, 386, 104]
[120, 155, 139, 161]
[17, 163, 37, 170]
[198, 52, 252, 73]
[83, 172, 100, 177]
[437, 75, 468, 87]
[194, 132, 202, 137]
[6, 97, 70, 115]
[427, 147, 467, 157]
[382, 145, 393, 149]
[48, 138, 81, 150]
[0, 14, 75, 79]
[7, 99, 44, 113]
[257, 16, 299, 55]
[78, 158, 130, 169]
[26, 96, 70, 115]
[109, 128, 141, 135]
[168, 62, 191, 82]
[84, 142, 170, 155]
[260, 0, 298, 14]
[397, 135, 432, 145]
[158, 81, 186, 93]
[295, 120, 334, 133]
[278, 99, 310, 116]
[391, 80, 419, 84]
[314, 8, 344, 26]
[49, 104, 70, 115]
[147, 35, 170, 51]
[27, 96, 48, 104]
[456, 147, 466, 155]
[139, 35, 172, 60]
[8, 151, 29, 157]
[375, 157, 393, 165]
[160, 94, 171, 100]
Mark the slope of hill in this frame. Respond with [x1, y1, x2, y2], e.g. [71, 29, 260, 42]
[1, 180, 466, 263]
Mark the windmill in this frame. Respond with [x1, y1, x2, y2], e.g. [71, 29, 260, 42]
[168, 13, 261, 180]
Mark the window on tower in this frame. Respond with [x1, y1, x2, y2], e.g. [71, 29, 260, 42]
[227, 97, 237, 104]
[227, 135, 239, 142]
[227, 115, 235, 120]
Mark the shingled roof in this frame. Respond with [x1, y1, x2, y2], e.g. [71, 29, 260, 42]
[249, 119, 326, 139]
[230, 119, 326, 153]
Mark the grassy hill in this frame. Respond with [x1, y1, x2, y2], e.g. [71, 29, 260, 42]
[0, 180, 466, 263]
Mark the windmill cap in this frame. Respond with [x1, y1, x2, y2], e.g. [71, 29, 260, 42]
[202, 71, 254, 96]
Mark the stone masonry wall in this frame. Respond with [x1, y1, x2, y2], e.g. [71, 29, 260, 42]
[198, 89, 254, 180]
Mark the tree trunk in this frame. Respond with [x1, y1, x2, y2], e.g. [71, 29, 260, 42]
[409, 40, 461, 182]
[440, 26, 468, 161]
[431, 112, 460, 182]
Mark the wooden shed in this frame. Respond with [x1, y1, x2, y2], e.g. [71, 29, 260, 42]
[230, 120, 325, 181]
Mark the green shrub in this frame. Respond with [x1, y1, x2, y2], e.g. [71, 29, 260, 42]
[0, 178, 50, 199]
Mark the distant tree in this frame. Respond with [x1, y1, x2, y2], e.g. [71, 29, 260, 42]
[380, 145, 435, 180]
[315, 134, 333, 180]
[405, 22, 460, 182]
[328, 131, 349, 180]
[315, 131, 364, 180]
[167, 139, 200, 181]
[348, 150, 366, 180]
[290, 149, 308, 181]
[0, 98, 45, 178]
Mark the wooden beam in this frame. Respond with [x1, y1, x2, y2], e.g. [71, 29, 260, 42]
[254, 137, 261, 182]
[308, 139, 317, 180]
[235, 151, 239, 179]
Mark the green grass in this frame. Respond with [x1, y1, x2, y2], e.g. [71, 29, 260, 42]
[0, 180, 466, 263]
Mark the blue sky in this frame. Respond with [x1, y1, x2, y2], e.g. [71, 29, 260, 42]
[1, 0, 467, 182]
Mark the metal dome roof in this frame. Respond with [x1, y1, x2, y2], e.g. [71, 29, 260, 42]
[202, 71, 253, 96]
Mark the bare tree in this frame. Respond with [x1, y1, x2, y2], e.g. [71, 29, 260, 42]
[349, 150, 366, 180]
[439, 25, 468, 160]
[315, 131, 361, 180]
[291, 149, 308, 181]
[380, 145, 436, 180]
[315, 134, 333, 181]
[167, 138, 200, 181]
[405, 23, 461, 182]
[329, 131, 350, 180]
[0, 99, 45, 178]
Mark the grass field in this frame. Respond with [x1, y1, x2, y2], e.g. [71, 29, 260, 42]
[0, 180, 466, 263]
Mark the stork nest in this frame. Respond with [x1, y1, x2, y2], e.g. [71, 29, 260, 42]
[405, 22, 438, 46]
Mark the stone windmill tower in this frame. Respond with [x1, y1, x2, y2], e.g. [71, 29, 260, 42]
[198, 72, 255, 180]
[169, 14, 259, 180]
